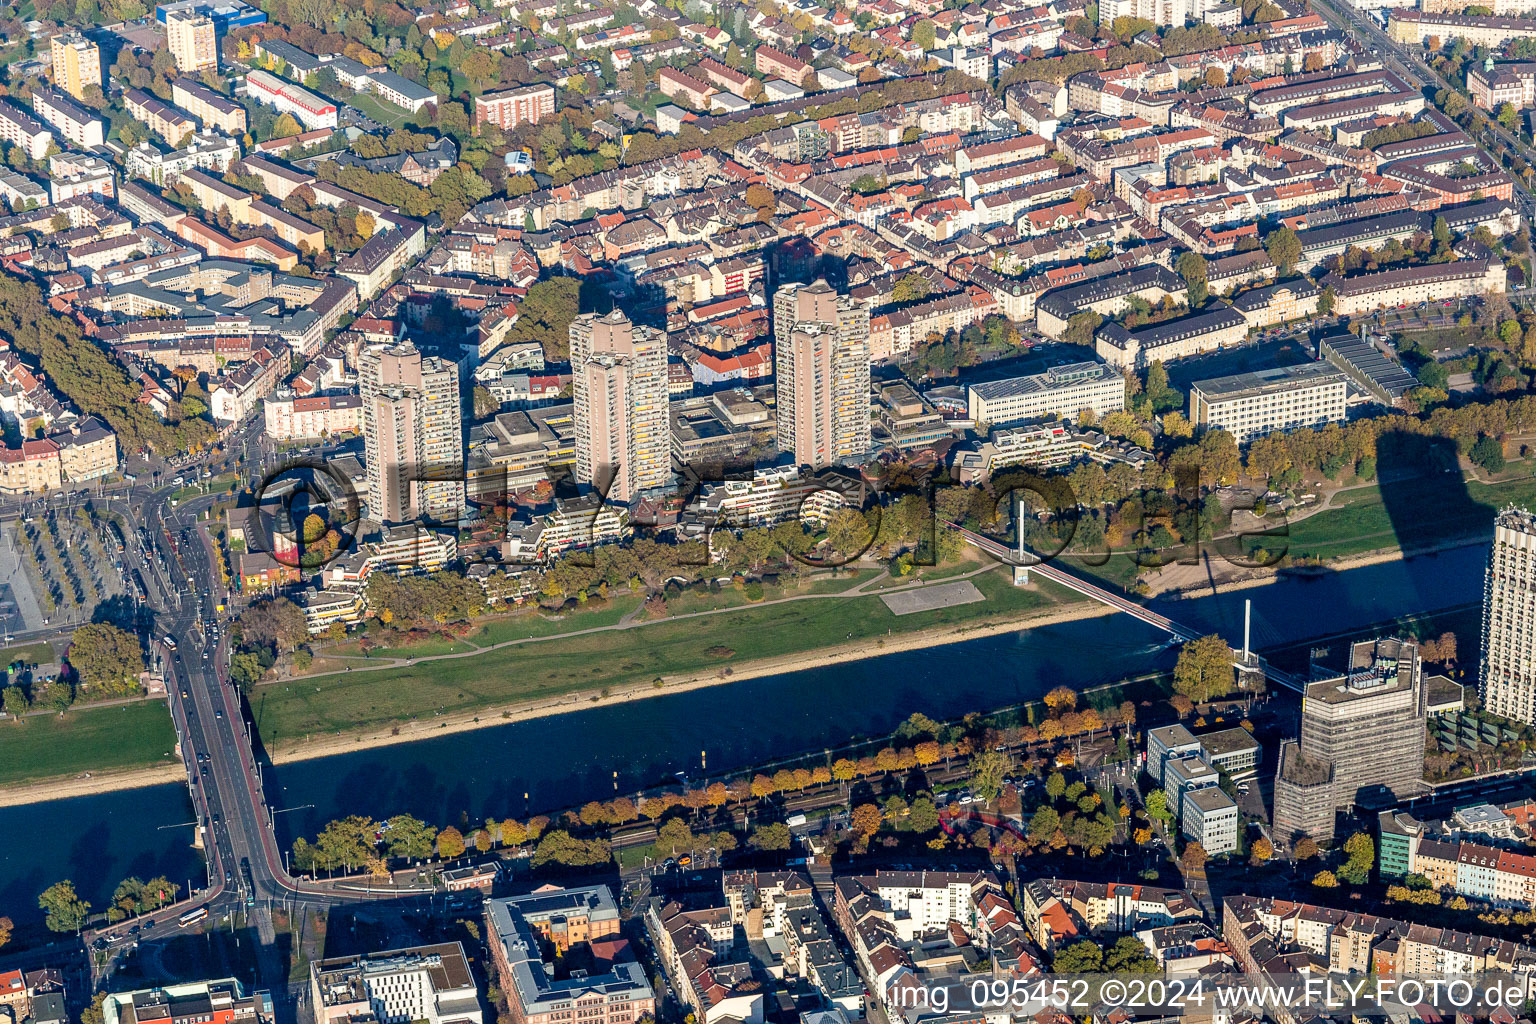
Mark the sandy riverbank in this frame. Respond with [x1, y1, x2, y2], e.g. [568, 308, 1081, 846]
[0, 762, 183, 808]
[1148, 539, 1487, 600]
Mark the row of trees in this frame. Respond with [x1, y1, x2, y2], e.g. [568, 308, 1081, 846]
[289, 813, 541, 873]
[0, 270, 213, 454]
[283, 702, 1096, 872]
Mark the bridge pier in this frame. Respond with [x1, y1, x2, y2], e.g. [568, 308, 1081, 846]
[1012, 496, 1030, 586]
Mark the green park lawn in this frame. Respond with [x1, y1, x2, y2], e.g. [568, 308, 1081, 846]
[345, 90, 417, 129]
[469, 594, 644, 646]
[1287, 469, 1536, 561]
[252, 566, 1082, 751]
[0, 641, 55, 668]
[0, 701, 178, 788]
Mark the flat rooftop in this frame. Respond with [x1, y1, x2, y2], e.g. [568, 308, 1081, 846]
[1191, 361, 1345, 402]
[1197, 726, 1261, 757]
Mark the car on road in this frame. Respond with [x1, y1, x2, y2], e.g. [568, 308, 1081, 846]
[163, 636, 176, 649]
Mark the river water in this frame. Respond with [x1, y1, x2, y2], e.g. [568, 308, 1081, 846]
[0, 544, 1489, 922]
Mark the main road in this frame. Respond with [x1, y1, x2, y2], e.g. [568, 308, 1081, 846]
[1310, 0, 1536, 237]
[82, 438, 428, 1011]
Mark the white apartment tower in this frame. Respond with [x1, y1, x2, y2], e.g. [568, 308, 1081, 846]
[359, 342, 464, 524]
[167, 10, 218, 73]
[1098, 0, 1221, 26]
[569, 310, 670, 504]
[1482, 506, 1536, 723]
[773, 279, 871, 469]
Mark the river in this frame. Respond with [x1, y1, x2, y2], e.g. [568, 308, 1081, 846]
[0, 544, 1490, 923]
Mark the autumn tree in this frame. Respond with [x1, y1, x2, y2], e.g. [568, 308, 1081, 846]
[750, 823, 792, 851]
[1249, 837, 1273, 864]
[1043, 685, 1078, 713]
[384, 815, 437, 860]
[744, 183, 777, 220]
[437, 826, 466, 859]
[1265, 226, 1302, 276]
[1173, 634, 1235, 705]
[38, 881, 89, 932]
[850, 803, 883, 837]
[1182, 841, 1208, 872]
[968, 749, 1010, 802]
[67, 623, 146, 697]
[1177, 251, 1208, 308]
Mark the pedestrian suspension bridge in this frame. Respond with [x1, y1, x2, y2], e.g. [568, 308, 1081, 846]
[943, 517, 1304, 694]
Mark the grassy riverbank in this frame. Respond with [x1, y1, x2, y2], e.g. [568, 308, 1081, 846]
[1288, 468, 1536, 561]
[251, 566, 1082, 754]
[0, 700, 178, 789]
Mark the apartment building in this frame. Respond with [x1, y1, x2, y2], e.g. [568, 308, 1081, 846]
[358, 341, 463, 524]
[101, 981, 273, 1024]
[1229, 279, 1320, 329]
[1098, 0, 1230, 25]
[1188, 362, 1348, 443]
[1388, 10, 1536, 46]
[1381, 811, 1536, 907]
[474, 84, 555, 129]
[1481, 506, 1536, 724]
[310, 944, 481, 1024]
[657, 67, 714, 109]
[370, 524, 457, 572]
[688, 461, 854, 529]
[0, 100, 53, 161]
[172, 78, 248, 135]
[774, 279, 871, 470]
[756, 45, 810, 82]
[644, 899, 761, 1024]
[1223, 894, 1523, 1007]
[30, 86, 104, 148]
[1020, 878, 1201, 949]
[337, 224, 425, 299]
[167, 9, 218, 72]
[263, 389, 363, 439]
[126, 89, 197, 145]
[49, 32, 100, 101]
[366, 71, 437, 113]
[1469, 61, 1536, 109]
[833, 869, 1035, 1014]
[124, 131, 237, 184]
[1035, 263, 1187, 338]
[966, 361, 1124, 427]
[569, 309, 669, 504]
[1320, 259, 1507, 316]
